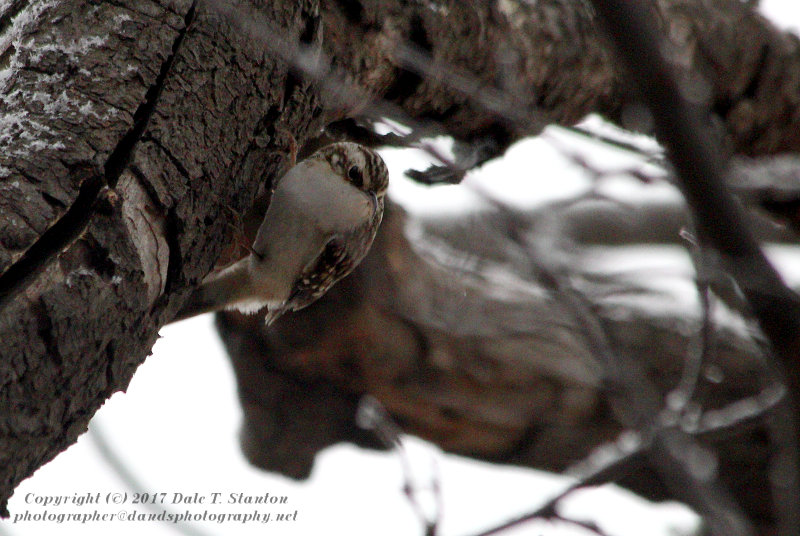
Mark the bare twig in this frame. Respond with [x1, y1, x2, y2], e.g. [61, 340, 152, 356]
[667, 228, 718, 413]
[390, 40, 549, 133]
[357, 396, 443, 536]
[88, 423, 213, 536]
[560, 124, 666, 168]
[696, 385, 787, 438]
[201, 0, 553, 183]
[467, 439, 646, 536]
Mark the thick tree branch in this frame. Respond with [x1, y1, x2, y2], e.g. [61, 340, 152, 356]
[217, 203, 782, 525]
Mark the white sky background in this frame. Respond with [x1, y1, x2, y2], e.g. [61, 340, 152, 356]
[2, 3, 800, 536]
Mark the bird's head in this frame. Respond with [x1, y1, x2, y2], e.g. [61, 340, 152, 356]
[313, 142, 389, 214]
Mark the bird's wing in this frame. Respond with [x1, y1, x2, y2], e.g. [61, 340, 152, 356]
[289, 236, 355, 310]
[263, 235, 356, 326]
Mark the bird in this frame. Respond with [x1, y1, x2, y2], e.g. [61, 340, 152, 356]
[174, 141, 389, 325]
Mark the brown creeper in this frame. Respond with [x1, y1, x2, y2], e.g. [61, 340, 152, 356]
[175, 142, 389, 325]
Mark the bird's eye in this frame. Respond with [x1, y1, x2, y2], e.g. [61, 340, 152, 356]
[348, 165, 364, 188]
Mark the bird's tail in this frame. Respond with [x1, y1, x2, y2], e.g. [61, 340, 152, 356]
[172, 260, 251, 322]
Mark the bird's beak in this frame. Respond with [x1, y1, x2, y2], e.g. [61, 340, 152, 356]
[368, 192, 379, 217]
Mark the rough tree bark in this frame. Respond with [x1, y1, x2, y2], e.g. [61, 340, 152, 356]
[0, 0, 333, 514]
[0, 0, 798, 530]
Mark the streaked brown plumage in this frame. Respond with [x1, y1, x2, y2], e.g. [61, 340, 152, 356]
[175, 142, 388, 325]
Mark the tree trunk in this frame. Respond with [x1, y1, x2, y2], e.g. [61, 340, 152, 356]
[0, 0, 329, 514]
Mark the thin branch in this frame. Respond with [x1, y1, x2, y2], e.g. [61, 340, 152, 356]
[357, 396, 443, 536]
[391, 41, 549, 134]
[666, 229, 718, 413]
[88, 423, 213, 536]
[466, 442, 646, 536]
[559, 124, 666, 168]
[696, 385, 787, 438]
[202, 0, 551, 183]
[200, 0, 466, 175]
[550, 517, 609, 536]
